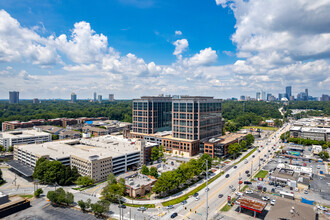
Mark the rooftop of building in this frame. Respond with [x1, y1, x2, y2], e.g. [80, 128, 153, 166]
[273, 168, 299, 181]
[205, 132, 246, 144]
[124, 173, 157, 189]
[36, 125, 64, 134]
[235, 195, 267, 212]
[161, 135, 198, 143]
[15, 135, 142, 160]
[82, 125, 108, 132]
[0, 129, 51, 139]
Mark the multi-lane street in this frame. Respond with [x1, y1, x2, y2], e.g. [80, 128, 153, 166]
[162, 123, 290, 220]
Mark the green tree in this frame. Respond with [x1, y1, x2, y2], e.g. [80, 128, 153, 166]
[319, 151, 329, 160]
[107, 173, 117, 185]
[91, 200, 110, 217]
[52, 135, 59, 140]
[149, 167, 158, 178]
[46, 188, 74, 206]
[0, 169, 5, 185]
[274, 119, 283, 127]
[240, 140, 247, 151]
[141, 165, 149, 175]
[158, 145, 164, 158]
[151, 147, 159, 162]
[8, 146, 13, 152]
[76, 176, 95, 187]
[34, 188, 43, 197]
[224, 121, 237, 132]
[245, 134, 255, 146]
[198, 154, 213, 171]
[78, 200, 86, 212]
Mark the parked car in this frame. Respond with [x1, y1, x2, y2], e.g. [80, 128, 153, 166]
[166, 205, 174, 209]
[218, 194, 223, 198]
[262, 196, 270, 201]
[171, 212, 178, 219]
[270, 199, 276, 205]
[195, 196, 200, 201]
[137, 207, 147, 211]
[247, 174, 251, 177]
[244, 159, 248, 164]
[244, 181, 252, 184]
[232, 187, 236, 192]
[235, 192, 243, 196]
[225, 174, 230, 178]
[245, 190, 253, 194]
[252, 155, 255, 158]
[229, 185, 234, 188]
[304, 190, 308, 194]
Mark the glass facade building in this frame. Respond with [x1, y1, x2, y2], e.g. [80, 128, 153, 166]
[132, 96, 172, 134]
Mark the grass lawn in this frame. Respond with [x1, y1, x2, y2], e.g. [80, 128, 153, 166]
[161, 171, 225, 207]
[123, 203, 155, 208]
[240, 185, 248, 192]
[243, 126, 278, 131]
[234, 147, 258, 165]
[254, 170, 268, 179]
[220, 197, 236, 212]
[19, 194, 34, 199]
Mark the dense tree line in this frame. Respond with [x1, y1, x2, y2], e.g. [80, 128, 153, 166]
[0, 100, 132, 127]
[33, 158, 80, 185]
[227, 134, 255, 158]
[153, 154, 212, 196]
[47, 188, 74, 206]
[101, 173, 126, 203]
[284, 101, 330, 115]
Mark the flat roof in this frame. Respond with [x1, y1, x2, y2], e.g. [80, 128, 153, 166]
[235, 195, 267, 213]
[37, 125, 64, 134]
[6, 160, 34, 177]
[125, 173, 157, 189]
[15, 135, 141, 161]
[0, 129, 51, 139]
[205, 133, 246, 144]
[161, 135, 197, 143]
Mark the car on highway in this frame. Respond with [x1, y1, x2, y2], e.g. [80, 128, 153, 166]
[247, 174, 251, 177]
[245, 190, 253, 194]
[235, 192, 243, 196]
[193, 193, 199, 197]
[244, 159, 248, 164]
[225, 174, 230, 178]
[137, 207, 147, 211]
[270, 199, 276, 206]
[229, 185, 234, 188]
[118, 204, 126, 209]
[231, 187, 236, 192]
[181, 200, 187, 205]
[304, 190, 308, 194]
[218, 194, 223, 198]
[195, 196, 200, 201]
[258, 150, 261, 153]
[205, 187, 209, 192]
[166, 205, 174, 209]
[245, 170, 249, 174]
[244, 181, 252, 184]
[234, 166, 237, 169]
[170, 212, 178, 219]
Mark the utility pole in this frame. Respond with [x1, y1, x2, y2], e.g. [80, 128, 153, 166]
[206, 159, 209, 220]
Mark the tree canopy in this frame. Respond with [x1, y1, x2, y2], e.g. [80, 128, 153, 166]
[76, 176, 95, 187]
[102, 174, 125, 203]
[47, 188, 74, 206]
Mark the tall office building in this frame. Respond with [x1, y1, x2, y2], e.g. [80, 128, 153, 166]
[256, 92, 261, 100]
[93, 92, 97, 102]
[172, 96, 224, 140]
[132, 96, 172, 135]
[285, 86, 292, 99]
[98, 95, 102, 102]
[71, 93, 77, 103]
[278, 93, 285, 100]
[305, 89, 309, 100]
[109, 94, 114, 102]
[33, 98, 39, 104]
[9, 91, 19, 104]
[261, 91, 266, 100]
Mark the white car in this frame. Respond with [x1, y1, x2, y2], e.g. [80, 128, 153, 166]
[262, 196, 269, 201]
[235, 192, 243, 196]
[245, 190, 253, 194]
[270, 199, 276, 205]
[195, 196, 200, 201]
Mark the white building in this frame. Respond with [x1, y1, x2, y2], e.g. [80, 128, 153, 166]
[12, 135, 153, 182]
[0, 129, 51, 150]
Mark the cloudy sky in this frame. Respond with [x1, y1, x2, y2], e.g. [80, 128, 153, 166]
[0, 0, 329, 99]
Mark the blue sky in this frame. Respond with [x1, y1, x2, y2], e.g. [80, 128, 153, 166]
[0, 0, 329, 99]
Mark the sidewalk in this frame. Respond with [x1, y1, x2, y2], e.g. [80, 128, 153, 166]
[120, 146, 260, 205]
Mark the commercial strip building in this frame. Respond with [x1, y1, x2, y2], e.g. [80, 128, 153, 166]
[290, 126, 330, 142]
[12, 136, 157, 182]
[0, 129, 51, 150]
[235, 195, 267, 218]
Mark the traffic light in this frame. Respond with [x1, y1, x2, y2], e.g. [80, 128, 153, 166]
[190, 209, 192, 212]
[185, 207, 187, 210]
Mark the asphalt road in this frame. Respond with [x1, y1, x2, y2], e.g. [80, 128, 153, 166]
[161, 123, 290, 220]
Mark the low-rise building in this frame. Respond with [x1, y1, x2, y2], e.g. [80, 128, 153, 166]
[124, 173, 157, 198]
[265, 119, 275, 127]
[162, 135, 200, 157]
[12, 136, 152, 182]
[290, 126, 330, 141]
[312, 145, 323, 155]
[58, 130, 81, 140]
[82, 126, 108, 136]
[0, 129, 51, 150]
[203, 133, 247, 158]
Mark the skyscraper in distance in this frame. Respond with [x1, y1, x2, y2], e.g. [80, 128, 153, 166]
[9, 91, 19, 104]
[98, 95, 102, 102]
[93, 92, 97, 102]
[109, 94, 114, 102]
[71, 93, 77, 103]
[285, 86, 292, 99]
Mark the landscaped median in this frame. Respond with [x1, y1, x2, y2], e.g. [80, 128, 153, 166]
[123, 203, 155, 208]
[254, 170, 268, 179]
[234, 147, 259, 166]
[220, 197, 236, 212]
[161, 171, 225, 207]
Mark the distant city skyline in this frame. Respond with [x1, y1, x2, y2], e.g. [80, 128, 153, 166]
[0, 1, 329, 99]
